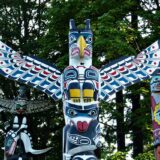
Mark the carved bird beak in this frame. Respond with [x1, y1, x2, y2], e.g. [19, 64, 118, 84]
[78, 36, 86, 58]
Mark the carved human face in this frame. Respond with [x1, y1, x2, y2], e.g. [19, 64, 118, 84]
[72, 155, 97, 160]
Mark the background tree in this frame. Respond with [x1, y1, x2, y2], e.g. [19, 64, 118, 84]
[0, 0, 160, 159]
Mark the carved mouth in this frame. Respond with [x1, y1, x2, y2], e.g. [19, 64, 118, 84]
[77, 121, 89, 132]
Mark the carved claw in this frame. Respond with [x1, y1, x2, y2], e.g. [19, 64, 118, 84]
[20, 132, 52, 155]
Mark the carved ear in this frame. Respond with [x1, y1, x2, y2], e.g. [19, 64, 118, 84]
[69, 19, 76, 30]
[85, 19, 91, 30]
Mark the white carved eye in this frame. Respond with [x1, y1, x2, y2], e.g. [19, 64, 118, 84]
[69, 35, 76, 43]
[86, 35, 92, 44]
[68, 109, 77, 117]
[88, 109, 97, 116]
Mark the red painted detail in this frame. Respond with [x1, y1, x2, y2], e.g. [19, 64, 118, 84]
[17, 109, 25, 114]
[0, 62, 3, 64]
[119, 67, 125, 71]
[25, 63, 32, 67]
[64, 82, 67, 88]
[155, 54, 158, 57]
[65, 66, 73, 70]
[102, 75, 108, 80]
[111, 71, 116, 76]
[34, 66, 41, 71]
[154, 62, 157, 65]
[51, 75, 58, 79]
[77, 121, 89, 132]
[126, 64, 133, 68]
[151, 96, 156, 110]
[43, 70, 50, 75]
[2, 45, 4, 48]
[0, 53, 2, 56]
[149, 69, 152, 72]
[77, 66, 86, 68]
[96, 82, 99, 89]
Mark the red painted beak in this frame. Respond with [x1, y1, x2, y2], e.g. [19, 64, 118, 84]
[77, 121, 89, 132]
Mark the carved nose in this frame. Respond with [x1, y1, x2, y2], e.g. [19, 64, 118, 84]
[78, 36, 86, 58]
[77, 121, 89, 132]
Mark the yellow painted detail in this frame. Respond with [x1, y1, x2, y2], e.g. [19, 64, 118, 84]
[70, 89, 80, 98]
[83, 89, 94, 97]
[154, 103, 160, 125]
[78, 36, 87, 58]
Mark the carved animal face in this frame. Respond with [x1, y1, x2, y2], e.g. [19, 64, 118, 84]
[69, 19, 93, 67]
[151, 76, 160, 92]
[65, 104, 99, 132]
[63, 67, 99, 105]
[63, 66, 99, 132]
[15, 100, 27, 114]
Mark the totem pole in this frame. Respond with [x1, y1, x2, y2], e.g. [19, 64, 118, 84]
[0, 19, 160, 159]
[0, 86, 52, 160]
[151, 75, 160, 160]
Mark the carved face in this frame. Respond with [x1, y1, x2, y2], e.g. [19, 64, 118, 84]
[72, 155, 97, 160]
[69, 19, 93, 67]
[65, 104, 99, 132]
[63, 66, 99, 104]
[63, 65, 99, 132]
[15, 100, 27, 114]
[151, 76, 160, 92]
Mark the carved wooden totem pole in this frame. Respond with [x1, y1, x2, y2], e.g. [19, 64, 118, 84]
[0, 19, 160, 159]
[151, 75, 160, 160]
[0, 86, 52, 160]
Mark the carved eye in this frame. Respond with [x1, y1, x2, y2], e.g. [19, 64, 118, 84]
[68, 109, 77, 117]
[86, 35, 92, 43]
[88, 109, 97, 116]
[72, 156, 83, 160]
[69, 35, 76, 43]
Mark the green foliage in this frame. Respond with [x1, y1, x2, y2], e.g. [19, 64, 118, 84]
[135, 151, 155, 160]
[0, 0, 160, 159]
[102, 151, 127, 160]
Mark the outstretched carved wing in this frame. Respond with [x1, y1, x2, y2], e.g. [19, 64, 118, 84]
[26, 100, 54, 113]
[100, 40, 160, 101]
[0, 99, 15, 112]
[0, 99, 53, 113]
[0, 41, 62, 101]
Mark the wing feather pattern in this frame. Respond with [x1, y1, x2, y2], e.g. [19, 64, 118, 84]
[100, 40, 160, 101]
[0, 41, 62, 101]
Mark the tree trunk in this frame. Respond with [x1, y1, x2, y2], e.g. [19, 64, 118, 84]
[130, 0, 143, 157]
[116, 90, 125, 151]
[131, 94, 143, 158]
